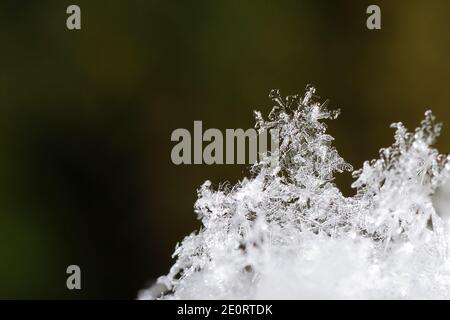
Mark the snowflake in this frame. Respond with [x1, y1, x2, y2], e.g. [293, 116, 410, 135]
[140, 86, 450, 299]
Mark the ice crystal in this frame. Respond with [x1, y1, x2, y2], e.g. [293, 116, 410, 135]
[143, 86, 450, 299]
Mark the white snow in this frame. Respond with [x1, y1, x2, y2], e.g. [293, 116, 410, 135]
[142, 86, 450, 300]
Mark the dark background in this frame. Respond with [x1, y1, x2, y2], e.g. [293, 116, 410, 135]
[1, 0, 450, 298]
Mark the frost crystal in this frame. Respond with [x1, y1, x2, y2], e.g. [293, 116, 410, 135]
[146, 86, 450, 299]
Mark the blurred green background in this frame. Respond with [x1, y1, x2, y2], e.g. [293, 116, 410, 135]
[0, 0, 450, 298]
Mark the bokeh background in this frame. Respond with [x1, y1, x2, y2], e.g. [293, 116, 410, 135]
[1, 0, 450, 298]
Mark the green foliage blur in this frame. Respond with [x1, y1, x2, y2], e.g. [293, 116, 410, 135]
[0, 0, 450, 298]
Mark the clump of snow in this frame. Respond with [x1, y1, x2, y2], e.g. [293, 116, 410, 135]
[144, 86, 450, 299]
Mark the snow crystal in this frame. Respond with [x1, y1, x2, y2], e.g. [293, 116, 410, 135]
[143, 86, 450, 299]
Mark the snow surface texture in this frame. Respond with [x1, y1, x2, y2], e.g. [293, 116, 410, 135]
[141, 86, 450, 299]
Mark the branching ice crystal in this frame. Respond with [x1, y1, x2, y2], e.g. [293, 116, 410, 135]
[141, 86, 450, 299]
